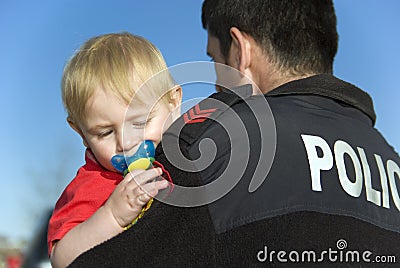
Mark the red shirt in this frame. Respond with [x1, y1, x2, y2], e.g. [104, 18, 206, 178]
[47, 150, 123, 255]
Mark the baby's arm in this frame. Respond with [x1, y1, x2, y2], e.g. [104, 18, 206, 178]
[50, 167, 168, 268]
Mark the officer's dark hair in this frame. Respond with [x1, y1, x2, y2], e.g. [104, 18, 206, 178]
[202, 0, 338, 75]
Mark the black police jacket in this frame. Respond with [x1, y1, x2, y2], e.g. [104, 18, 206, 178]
[71, 74, 400, 267]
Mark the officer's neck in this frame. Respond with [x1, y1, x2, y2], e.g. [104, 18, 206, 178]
[248, 56, 317, 95]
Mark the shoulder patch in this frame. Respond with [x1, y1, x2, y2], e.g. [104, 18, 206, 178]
[183, 104, 217, 124]
[166, 84, 253, 144]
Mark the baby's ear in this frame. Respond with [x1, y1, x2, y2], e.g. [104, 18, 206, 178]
[168, 85, 182, 111]
[67, 117, 89, 148]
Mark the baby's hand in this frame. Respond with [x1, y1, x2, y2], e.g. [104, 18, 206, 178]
[104, 167, 169, 228]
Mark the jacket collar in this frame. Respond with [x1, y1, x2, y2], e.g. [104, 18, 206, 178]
[266, 74, 376, 125]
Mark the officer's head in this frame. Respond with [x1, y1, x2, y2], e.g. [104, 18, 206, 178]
[202, 0, 338, 93]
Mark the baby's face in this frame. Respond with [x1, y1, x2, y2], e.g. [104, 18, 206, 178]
[80, 88, 179, 172]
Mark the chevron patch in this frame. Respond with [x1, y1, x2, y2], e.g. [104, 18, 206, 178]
[183, 104, 217, 124]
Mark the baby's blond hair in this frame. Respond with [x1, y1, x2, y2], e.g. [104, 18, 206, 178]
[62, 32, 176, 128]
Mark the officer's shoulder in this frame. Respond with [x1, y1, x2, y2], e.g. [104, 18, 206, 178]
[165, 84, 253, 145]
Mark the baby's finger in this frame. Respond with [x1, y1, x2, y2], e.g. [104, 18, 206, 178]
[139, 179, 169, 197]
[121, 169, 145, 184]
[135, 193, 151, 206]
[127, 168, 163, 186]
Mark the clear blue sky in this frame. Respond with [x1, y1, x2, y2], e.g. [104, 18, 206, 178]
[0, 0, 399, 243]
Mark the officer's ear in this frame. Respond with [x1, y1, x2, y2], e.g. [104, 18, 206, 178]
[229, 27, 252, 74]
[67, 117, 89, 148]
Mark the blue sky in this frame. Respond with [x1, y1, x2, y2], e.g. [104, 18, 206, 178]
[0, 0, 399, 243]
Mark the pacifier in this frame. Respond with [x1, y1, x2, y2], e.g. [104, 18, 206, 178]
[111, 140, 155, 174]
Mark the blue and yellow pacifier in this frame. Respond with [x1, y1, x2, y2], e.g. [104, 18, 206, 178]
[111, 140, 156, 175]
[111, 140, 157, 230]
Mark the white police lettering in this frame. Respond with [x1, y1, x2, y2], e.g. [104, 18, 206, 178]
[301, 135, 333, 191]
[375, 154, 390, 208]
[358, 147, 380, 206]
[387, 160, 400, 211]
[301, 134, 400, 211]
[334, 140, 363, 198]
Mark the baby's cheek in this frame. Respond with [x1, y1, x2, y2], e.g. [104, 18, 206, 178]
[96, 155, 115, 171]
[144, 126, 164, 144]
[90, 148, 115, 171]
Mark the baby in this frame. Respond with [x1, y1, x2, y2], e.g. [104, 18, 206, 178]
[48, 32, 181, 267]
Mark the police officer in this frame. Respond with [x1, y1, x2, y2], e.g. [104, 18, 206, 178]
[71, 0, 400, 266]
